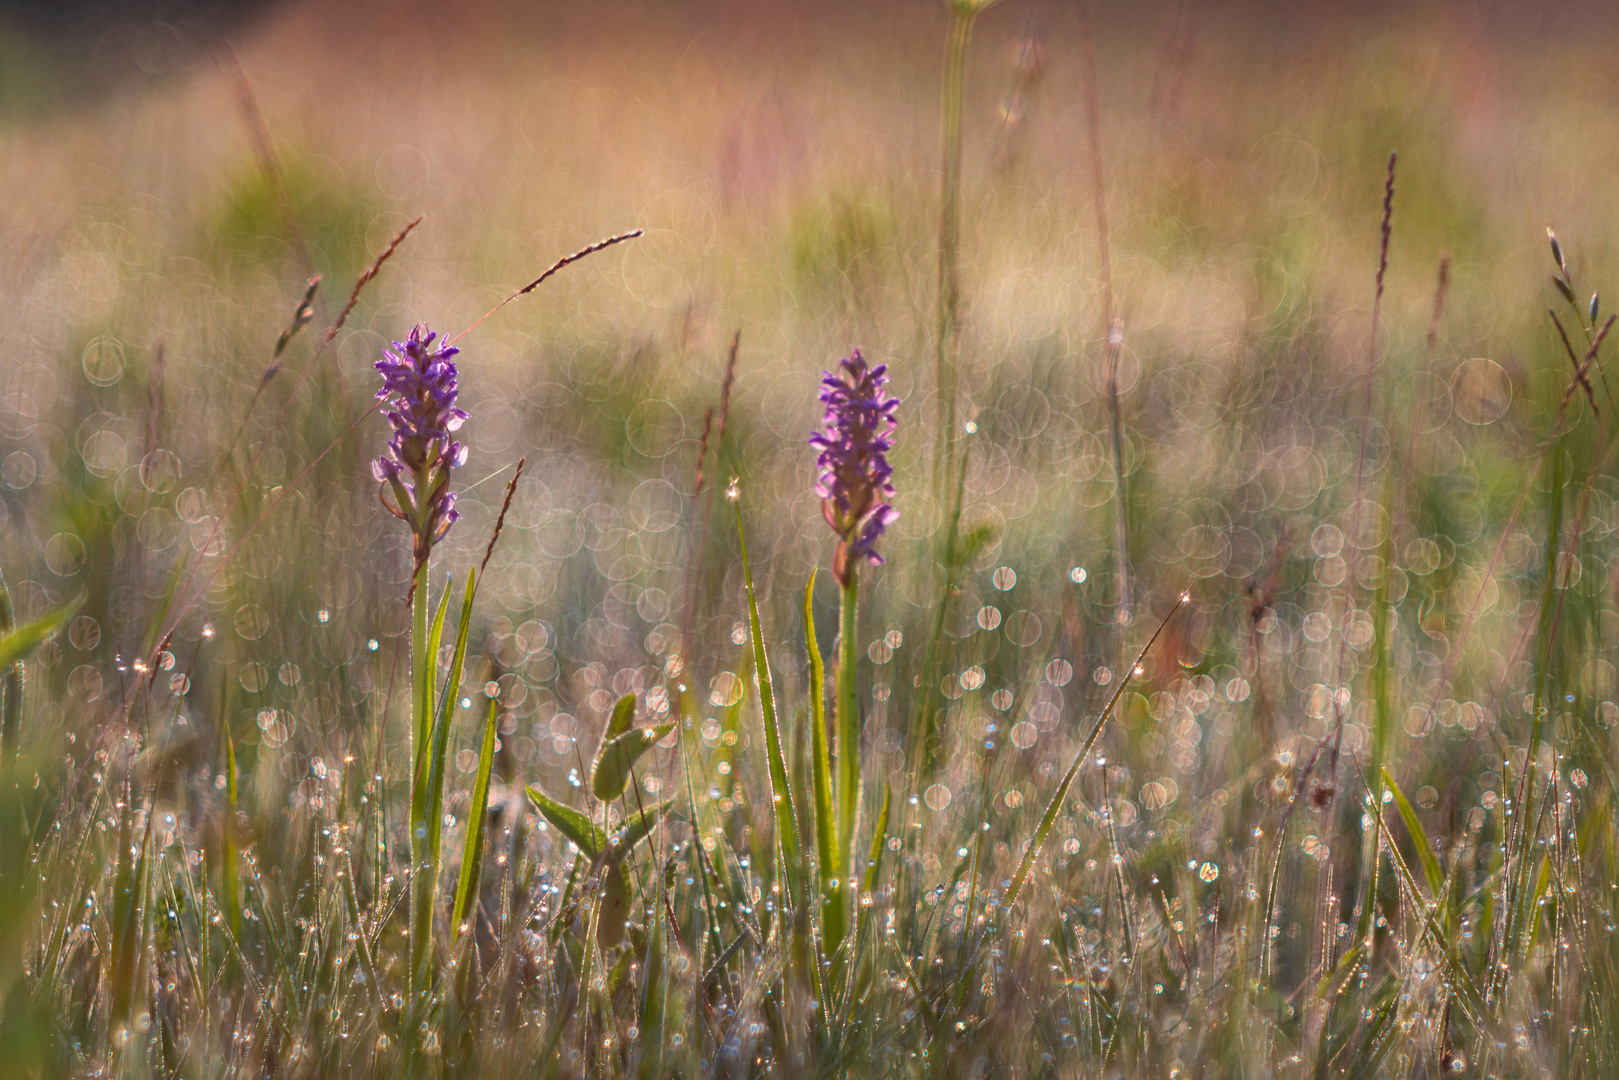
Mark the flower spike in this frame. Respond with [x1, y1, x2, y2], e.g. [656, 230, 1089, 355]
[810, 348, 899, 585]
[373, 324, 468, 564]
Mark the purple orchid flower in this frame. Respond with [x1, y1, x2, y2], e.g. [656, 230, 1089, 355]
[810, 348, 899, 586]
[373, 324, 467, 563]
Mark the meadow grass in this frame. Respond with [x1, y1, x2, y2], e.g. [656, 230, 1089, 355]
[4, 2, 1619, 1076]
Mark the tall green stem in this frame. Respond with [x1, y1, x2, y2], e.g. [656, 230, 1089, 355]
[0, 566, 18, 755]
[411, 561, 431, 768]
[407, 559, 430, 1019]
[934, 5, 974, 498]
[836, 577, 860, 857]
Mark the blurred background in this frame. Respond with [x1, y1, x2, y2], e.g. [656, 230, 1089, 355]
[4, 0, 1619, 965]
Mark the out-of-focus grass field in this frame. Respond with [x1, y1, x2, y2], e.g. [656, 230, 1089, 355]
[7, 0, 1619, 1076]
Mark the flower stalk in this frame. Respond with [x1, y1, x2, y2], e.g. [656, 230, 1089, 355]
[809, 349, 898, 954]
[372, 323, 469, 1027]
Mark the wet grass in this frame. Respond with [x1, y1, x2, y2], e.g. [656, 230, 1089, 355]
[4, 2, 1619, 1076]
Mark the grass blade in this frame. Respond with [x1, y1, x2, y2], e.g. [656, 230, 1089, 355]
[1004, 592, 1185, 909]
[732, 496, 802, 907]
[833, 575, 860, 943]
[607, 797, 675, 858]
[0, 595, 79, 671]
[223, 721, 241, 942]
[863, 781, 891, 894]
[0, 594, 78, 753]
[413, 564, 449, 773]
[452, 695, 500, 940]
[412, 567, 478, 997]
[1381, 766, 1443, 900]
[805, 570, 841, 950]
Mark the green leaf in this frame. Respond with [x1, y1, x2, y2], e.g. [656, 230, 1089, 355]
[733, 499, 802, 908]
[805, 571, 841, 953]
[607, 796, 675, 861]
[527, 785, 606, 858]
[411, 568, 477, 999]
[420, 570, 477, 841]
[0, 596, 80, 670]
[605, 691, 636, 741]
[804, 571, 835, 878]
[834, 578, 860, 896]
[591, 721, 676, 802]
[452, 695, 501, 940]
[416, 572, 452, 768]
[598, 865, 631, 948]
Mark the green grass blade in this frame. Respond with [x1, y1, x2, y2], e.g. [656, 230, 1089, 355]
[732, 498, 802, 907]
[592, 721, 676, 802]
[637, 859, 669, 1079]
[412, 567, 477, 996]
[0, 594, 79, 671]
[1381, 766, 1443, 899]
[451, 695, 500, 940]
[0, 594, 79, 751]
[863, 781, 891, 894]
[414, 568, 477, 848]
[1004, 593, 1185, 908]
[223, 721, 240, 942]
[834, 576, 860, 876]
[0, 572, 17, 756]
[804, 571, 841, 949]
[110, 800, 154, 1024]
[607, 796, 675, 858]
[413, 564, 447, 773]
[576, 867, 606, 1057]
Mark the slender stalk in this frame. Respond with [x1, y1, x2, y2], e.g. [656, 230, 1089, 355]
[0, 567, 18, 755]
[406, 558, 432, 1036]
[411, 562, 431, 771]
[1004, 591, 1187, 909]
[1081, 5, 1130, 625]
[934, 5, 974, 498]
[835, 575, 860, 870]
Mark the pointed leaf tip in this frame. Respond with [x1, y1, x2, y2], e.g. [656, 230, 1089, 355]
[525, 785, 605, 857]
[592, 721, 677, 802]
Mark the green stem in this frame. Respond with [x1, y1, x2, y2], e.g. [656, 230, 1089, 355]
[411, 560, 431, 771]
[934, 5, 974, 500]
[406, 558, 430, 1028]
[835, 576, 860, 868]
[0, 566, 19, 756]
